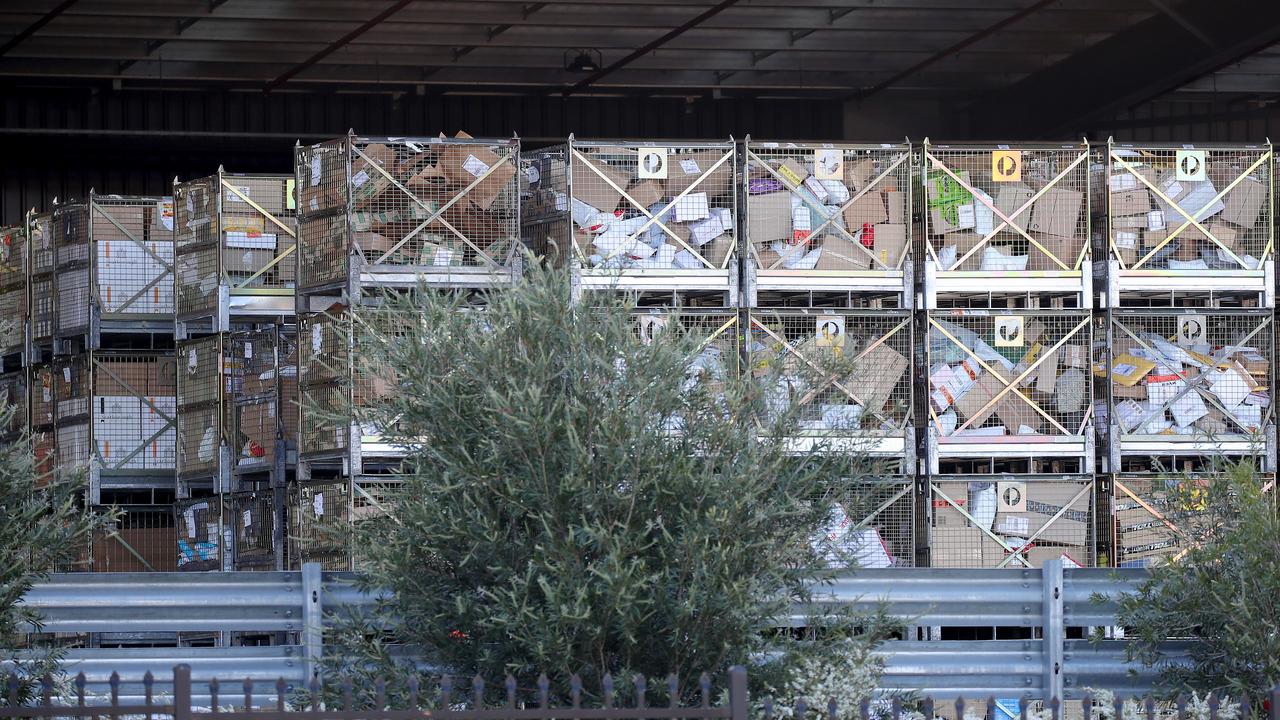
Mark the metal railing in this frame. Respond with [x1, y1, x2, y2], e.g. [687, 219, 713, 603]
[14, 561, 1179, 703]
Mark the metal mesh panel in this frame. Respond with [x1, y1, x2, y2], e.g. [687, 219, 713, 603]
[928, 311, 1092, 441]
[529, 140, 738, 272]
[820, 478, 916, 568]
[233, 490, 277, 570]
[231, 329, 296, 472]
[0, 370, 27, 439]
[299, 311, 350, 457]
[747, 310, 913, 438]
[30, 364, 53, 428]
[630, 309, 740, 399]
[174, 175, 219, 318]
[0, 224, 26, 354]
[174, 496, 226, 571]
[521, 145, 571, 267]
[84, 506, 177, 572]
[296, 135, 520, 291]
[1107, 143, 1272, 271]
[292, 481, 351, 571]
[745, 142, 912, 273]
[923, 144, 1090, 273]
[930, 477, 1095, 568]
[1111, 474, 1275, 568]
[176, 336, 231, 478]
[56, 353, 177, 473]
[1104, 310, 1273, 445]
[29, 211, 54, 344]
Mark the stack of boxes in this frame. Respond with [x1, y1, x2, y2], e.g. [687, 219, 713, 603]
[1099, 142, 1276, 567]
[293, 132, 523, 570]
[173, 173, 297, 571]
[922, 142, 1097, 569]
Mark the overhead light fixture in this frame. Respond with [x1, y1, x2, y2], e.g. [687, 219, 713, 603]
[564, 49, 603, 73]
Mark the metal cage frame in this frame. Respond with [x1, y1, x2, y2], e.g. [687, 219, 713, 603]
[175, 170, 297, 336]
[926, 310, 1095, 473]
[174, 495, 231, 572]
[27, 210, 55, 354]
[1104, 140, 1275, 307]
[291, 479, 353, 571]
[0, 221, 29, 362]
[742, 138, 914, 306]
[295, 133, 522, 305]
[929, 474, 1096, 569]
[523, 136, 739, 305]
[921, 141, 1093, 308]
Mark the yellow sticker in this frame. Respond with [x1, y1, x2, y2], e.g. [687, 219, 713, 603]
[992, 151, 1022, 182]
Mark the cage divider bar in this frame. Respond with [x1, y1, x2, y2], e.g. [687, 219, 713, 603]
[1114, 151, 1268, 270]
[92, 358, 176, 426]
[931, 483, 1034, 568]
[1113, 479, 1188, 541]
[353, 481, 402, 527]
[349, 145, 503, 268]
[570, 148, 714, 268]
[232, 245, 295, 292]
[995, 481, 1092, 569]
[951, 317, 1088, 435]
[928, 149, 1087, 272]
[90, 202, 172, 271]
[850, 483, 913, 535]
[111, 268, 171, 315]
[106, 530, 158, 573]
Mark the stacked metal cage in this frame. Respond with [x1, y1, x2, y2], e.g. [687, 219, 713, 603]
[523, 138, 738, 305]
[295, 133, 522, 303]
[27, 211, 55, 357]
[742, 140, 913, 307]
[0, 222, 28, 364]
[1103, 141, 1274, 305]
[174, 171, 297, 336]
[922, 142, 1092, 308]
[291, 480, 352, 571]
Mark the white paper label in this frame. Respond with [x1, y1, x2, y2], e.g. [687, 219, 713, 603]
[1145, 210, 1166, 231]
[463, 155, 490, 178]
[637, 148, 668, 179]
[1162, 180, 1183, 199]
[225, 186, 251, 203]
[1112, 362, 1137, 376]
[679, 159, 701, 175]
[244, 341, 253, 359]
[1109, 174, 1137, 192]
[524, 165, 540, 185]
[311, 325, 323, 353]
[313, 493, 324, 516]
[813, 148, 843, 180]
[1114, 231, 1137, 249]
[310, 156, 322, 186]
[184, 509, 196, 538]
[351, 170, 370, 188]
[185, 193, 195, 214]
[187, 348, 198, 372]
[207, 523, 218, 543]
[243, 510, 252, 528]
[63, 367, 71, 383]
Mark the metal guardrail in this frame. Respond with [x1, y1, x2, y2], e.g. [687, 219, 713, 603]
[14, 560, 1181, 703]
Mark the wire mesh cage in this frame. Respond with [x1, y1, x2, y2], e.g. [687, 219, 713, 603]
[1110, 473, 1275, 568]
[298, 308, 400, 473]
[81, 506, 177, 572]
[175, 172, 297, 330]
[232, 328, 297, 479]
[233, 489, 279, 570]
[0, 222, 27, 358]
[291, 480, 351, 571]
[930, 475, 1095, 568]
[176, 335, 234, 488]
[630, 306, 740, 395]
[926, 310, 1093, 472]
[174, 495, 228, 572]
[743, 140, 912, 302]
[295, 133, 521, 297]
[0, 369, 28, 442]
[1106, 141, 1273, 302]
[523, 139, 738, 303]
[52, 194, 174, 342]
[1101, 309, 1275, 471]
[922, 142, 1091, 306]
[52, 351, 177, 502]
[745, 310, 913, 466]
[27, 210, 55, 347]
[813, 477, 917, 569]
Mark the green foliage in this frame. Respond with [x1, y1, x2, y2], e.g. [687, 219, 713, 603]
[321, 262, 895, 705]
[1112, 459, 1280, 699]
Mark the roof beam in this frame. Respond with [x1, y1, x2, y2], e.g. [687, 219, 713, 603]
[968, 0, 1280, 138]
[264, 0, 414, 91]
[0, 0, 79, 57]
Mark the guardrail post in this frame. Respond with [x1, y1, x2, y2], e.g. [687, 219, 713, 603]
[1042, 558, 1065, 703]
[302, 562, 324, 685]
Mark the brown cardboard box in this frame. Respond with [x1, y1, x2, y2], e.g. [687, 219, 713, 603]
[842, 192, 889, 229]
[221, 177, 288, 217]
[1028, 186, 1083, 238]
[844, 159, 876, 191]
[872, 223, 908, 268]
[153, 357, 177, 395]
[701, 233, 734, 268]
[1036, 349, 1058, 394]
[667, 150, 734, 198]
[1016, 546, 1087, 568]
[845, 341, 908, 415]
[1111, 189, 1151, 216]
[571, 153, 628, 214]
[1028, 232, 1085, 271]
[955, 370, 1007, 427]
[747, 192, 793, 245]
[885, 191, 908, 225]
[994, 484, 1090, 543]
[223, 248, 275, 275]
[814, 234, 872, 271]
[349, 143, 396, 209]
[996, 389, 1043, 435]
[627, 179, 664, 208]
[92, 204, 147, 243]
[994, 182, 1035, 220]
[95, 360, 152, 396]
[1222, 176, 1266, 229]
[930, 527, 1005, 568]
[774, 158, 809, 187]
[438, 132, 517, 212]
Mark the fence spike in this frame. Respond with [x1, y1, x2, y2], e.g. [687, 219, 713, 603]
[764, 697, 775, 720]
[342, 676, 354, 711]
[40, 675, 52, 707]
[473, 674, 485, 708]
[244, 677, 254, 710]
[1145, 696, 1155, 720]
[375, 678, 386, 711]
[1208, 693, 1220, 720]
[110, 672, 120, 707]
[1176, 694, 1187, 720]
[308, 674, 321, 712]
[276, 678, 287, 712]
[210, 677, 220, 712]
[635, 675, 647, 709]
[505, 675, 516, 709]
[537, 674, 549, 708]
[1051, 695, 1060, 720]
[830, 696, 840, 720]
[1083, 695, 1092, 720]
[76, 672, 86, 707]
[407, 675, 420, 709]
[668, 674, 679, 707]
[442, 675, 455, 709]
[986, 695, 996, 720]
[956, 696, 966, 720]
[144, 671, 154, 716]
[571, 674, 583, 708]
[700, 672, 711, 708]
[602, 673, 614, 708]
[796, 699, 808, 719]
[923, 697, 934, 720]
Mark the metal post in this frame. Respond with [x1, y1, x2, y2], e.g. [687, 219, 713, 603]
[728, 666, 748, 720]
[173, 664, 192, 720]
[302, 562, 324, 684]
[1042, 558, 1065, 703]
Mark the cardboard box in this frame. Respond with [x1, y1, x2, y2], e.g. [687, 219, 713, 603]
[814, 234, 872, 271]
[1112, 189, 1151, 216]
[222, 177, 288, 217]
[994, 182, 1035, 221]
[570, 153, 628, 215]
[844, 341, 908, 416]
[842, 192, 889, 229]
[747, 192, 793, 246]
[627, 179, 664, 208]
[349, 143, 396, 209]
[930, 526, 1005, 568]
[667, 150, 734, 199]
[954, 370, 1007, 427]
[871, 224, 908, 268]
[223, 248, 275, 275]
[1221, 176, 1266, 229]
[1028, 232, 1085, 271]
[1028, 187, 1083, 238]
[885, 191, 908, 225]
[438, 132, 517, 212]
[92, 204, 148, 243]
[844, 159, 876, 191]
